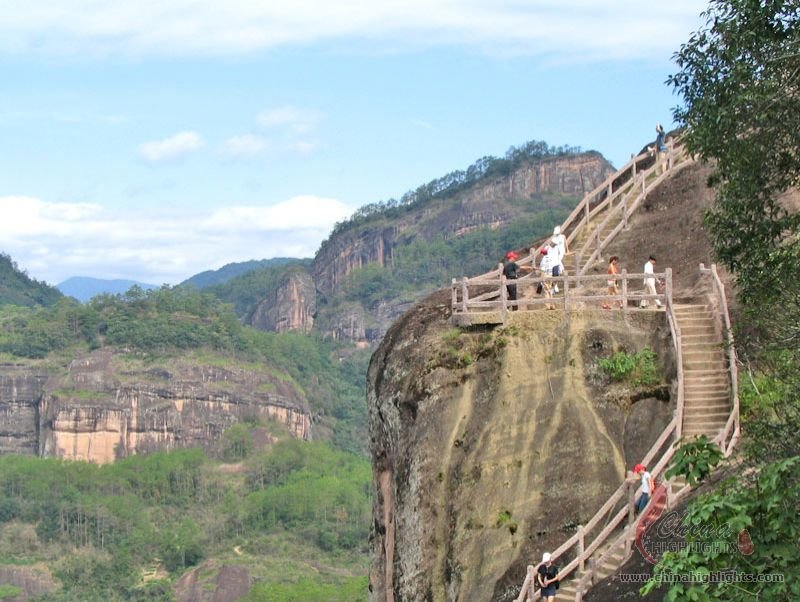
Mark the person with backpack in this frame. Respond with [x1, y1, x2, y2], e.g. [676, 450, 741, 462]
[537, 552, 559, 600]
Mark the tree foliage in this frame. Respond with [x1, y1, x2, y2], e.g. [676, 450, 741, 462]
[669, 0, 800, 305]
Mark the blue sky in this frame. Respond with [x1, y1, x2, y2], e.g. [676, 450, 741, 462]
[0, 1, 706, 285]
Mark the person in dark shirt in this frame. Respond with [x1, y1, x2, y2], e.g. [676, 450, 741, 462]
[503, 251, 531, 310]
[536, 552, 559, 600]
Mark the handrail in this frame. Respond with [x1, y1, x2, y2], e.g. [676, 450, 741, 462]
[699, 263, 740, 456]
[451, 270, 670, 318]
[576, 144, 694, 277]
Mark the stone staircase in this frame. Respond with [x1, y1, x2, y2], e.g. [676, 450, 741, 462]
[673, 303, 731, 438]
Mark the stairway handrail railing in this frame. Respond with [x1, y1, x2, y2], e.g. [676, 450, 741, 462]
[575, 143, 694, 277]
[699, 263, 740, 457]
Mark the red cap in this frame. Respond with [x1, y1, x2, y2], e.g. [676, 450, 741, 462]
[505, 251, 518, 260]
[540, 247, 548, 255]
[633, 463, 645, 473]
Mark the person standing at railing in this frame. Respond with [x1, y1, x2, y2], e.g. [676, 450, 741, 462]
[502, 251, 531, 311]
[551, 225, 569, 276]
[536, 552, 559, 600]
[640, 256, 663, 309]
[538, 247, 556, 310]
[655, 124, 668, 174]
[548, 239, 563, 294]
[603, 255, 621, 310]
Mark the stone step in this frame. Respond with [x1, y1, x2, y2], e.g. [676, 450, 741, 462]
[684, 411, 731, 423]
[683, 391, 731, 406]
[683, 360, 728, 371]
[682, 422, 725, 439]
[679, 325, 718, 336]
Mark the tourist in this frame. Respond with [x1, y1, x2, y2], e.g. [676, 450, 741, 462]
[537, 552, 559, 600]
[538, 248, 556, 310]
[503, 251, 531, 310]
[655, 124, 668, 174]
[604, 255, 620, 310]
[632, 463, 655, 513]
[640, 256, 662, 309]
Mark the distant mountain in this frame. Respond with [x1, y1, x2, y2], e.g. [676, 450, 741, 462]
[0, 253, 63, 307]
[180, 257, 303, 289]
[57, 277, 159, 302]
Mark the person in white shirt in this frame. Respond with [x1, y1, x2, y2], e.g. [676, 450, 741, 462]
[640, 256, 662, 308]
[538, 247, 556, 310]
[551, 226, 568, 275]
[632, 463, 655, 512]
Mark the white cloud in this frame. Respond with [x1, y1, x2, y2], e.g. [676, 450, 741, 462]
[202, 195, 352, 232]
[0, 1, 705, 61]
[0, 194, 354, 285]
[257, 106, 321, 134]
[220, 134, 268, 158]
[138, 131, 205, 163]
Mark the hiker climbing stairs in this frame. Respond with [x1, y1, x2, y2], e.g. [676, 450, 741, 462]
[673, 303, 731, 438]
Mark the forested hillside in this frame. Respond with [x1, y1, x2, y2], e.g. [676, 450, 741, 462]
[0, 253, 62, 308]
[0, 439, 370, 601]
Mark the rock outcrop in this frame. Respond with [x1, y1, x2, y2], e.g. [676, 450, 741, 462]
[247, 268, 316, 333]
[0, 349, 312, 464]
[367, 293, 675, 601]
[314, 154, 613, 299]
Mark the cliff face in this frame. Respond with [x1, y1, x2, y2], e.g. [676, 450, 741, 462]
[367, 294, 675, 601]
[313, 154, 613, 300]
[0, 350, 312, 464]
[0, 365, 47, 456]
[247, 268, 316, 333]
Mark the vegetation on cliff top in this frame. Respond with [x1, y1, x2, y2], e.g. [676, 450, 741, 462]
[317, 139, 596, 254]
[0, 253, 62, 308]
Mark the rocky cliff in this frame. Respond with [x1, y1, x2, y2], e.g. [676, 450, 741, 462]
[0, 349, 312, 464]
[313, 154, 613, 300]
[367, 294, 675, 601]
[247, 268, 316, 333]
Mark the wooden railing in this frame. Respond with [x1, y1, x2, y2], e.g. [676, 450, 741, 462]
[451, 269, 671, 320]
[699, 263, 740, 457]
[573, 143, 694, 277]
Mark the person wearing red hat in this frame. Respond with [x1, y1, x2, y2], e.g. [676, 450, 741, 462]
[631, 464, 655, 513]
[502, 251, 531, 310]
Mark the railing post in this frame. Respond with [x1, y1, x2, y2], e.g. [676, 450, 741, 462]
[500, 274, 508, 318]
[665, 268, 673, 310]
[622, 198, 628, 229]
[625, 479, 636, 557]
[575, 251, 582, 282]
[631, 155, 636, 179]
[527, 565, 535, 602]
[577, 524, 585, 572]
[461, 277, 468, 313]
[621, 269, 628, 317]
[563, 272, 569, 316]
[607, 181, 613, 205]
[595, 225, 601, 257]
[584, 199, 589, 228]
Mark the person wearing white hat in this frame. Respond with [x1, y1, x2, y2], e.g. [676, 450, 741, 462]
[537, 551, 559, 600]
[551, 226, 569, 292]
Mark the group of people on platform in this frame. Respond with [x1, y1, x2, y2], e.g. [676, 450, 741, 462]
[502, 226, 663, 311]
